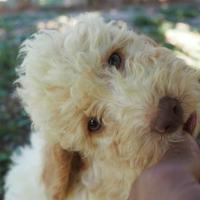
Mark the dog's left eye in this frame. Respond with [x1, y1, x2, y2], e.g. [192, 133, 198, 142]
[88, 117, 102, 132]
[108, 53, 122, 69]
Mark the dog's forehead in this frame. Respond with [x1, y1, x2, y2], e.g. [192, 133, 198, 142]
[64, 14, 133, 51]
[73, 14, 126, 34]
[63, 15, 160, 66]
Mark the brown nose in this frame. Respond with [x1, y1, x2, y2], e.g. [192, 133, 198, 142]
[152, 96, 183, 134]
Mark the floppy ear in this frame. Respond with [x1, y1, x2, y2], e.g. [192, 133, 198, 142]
[42, 144, 82, 200]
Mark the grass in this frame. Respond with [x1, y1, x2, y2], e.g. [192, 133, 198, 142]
[0, 3, 199, 199]
[0, 10, 65, 198]
[0, 39, 30, 199]
[132, 4, 200, 58]
[160, 4, 199, 22]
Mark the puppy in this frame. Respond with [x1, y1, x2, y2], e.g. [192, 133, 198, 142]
[4, 14, 200, 200]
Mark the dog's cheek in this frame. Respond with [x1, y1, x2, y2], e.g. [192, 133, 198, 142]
[57, 113, 97, 153]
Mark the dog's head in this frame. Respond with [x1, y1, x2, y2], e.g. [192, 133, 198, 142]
[17, 14, 200, 198]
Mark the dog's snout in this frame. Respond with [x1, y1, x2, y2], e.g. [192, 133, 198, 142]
[152, 96, 183, 134]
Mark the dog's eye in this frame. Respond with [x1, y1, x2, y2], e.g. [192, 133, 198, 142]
[108, 53, 122, 69]
[88, 117, 102, 132]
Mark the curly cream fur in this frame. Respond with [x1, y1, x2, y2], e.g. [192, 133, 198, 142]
[4, 13, 200, 200]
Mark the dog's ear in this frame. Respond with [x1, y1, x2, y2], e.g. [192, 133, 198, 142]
[42, 144, 83, 200]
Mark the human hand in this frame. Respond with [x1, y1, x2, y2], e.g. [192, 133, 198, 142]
[128, 133, 200, 200]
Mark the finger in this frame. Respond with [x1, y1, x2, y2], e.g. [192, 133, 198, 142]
[161, 133, 200, 179]
[196, 138, 200, 147]
[164, 134, 199, 160]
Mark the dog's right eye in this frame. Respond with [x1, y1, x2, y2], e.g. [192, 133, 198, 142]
[88, 117, 102, 132]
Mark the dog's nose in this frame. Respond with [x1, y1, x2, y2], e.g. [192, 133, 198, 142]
[152, 96, 183, 134]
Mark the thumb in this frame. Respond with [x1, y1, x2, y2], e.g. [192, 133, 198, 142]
[160, 133, 200, 180]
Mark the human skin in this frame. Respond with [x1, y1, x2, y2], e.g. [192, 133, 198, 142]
[128, 133, 200, 200]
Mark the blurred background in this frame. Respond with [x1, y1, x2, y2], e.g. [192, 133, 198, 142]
[0, 0, 200, 199]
